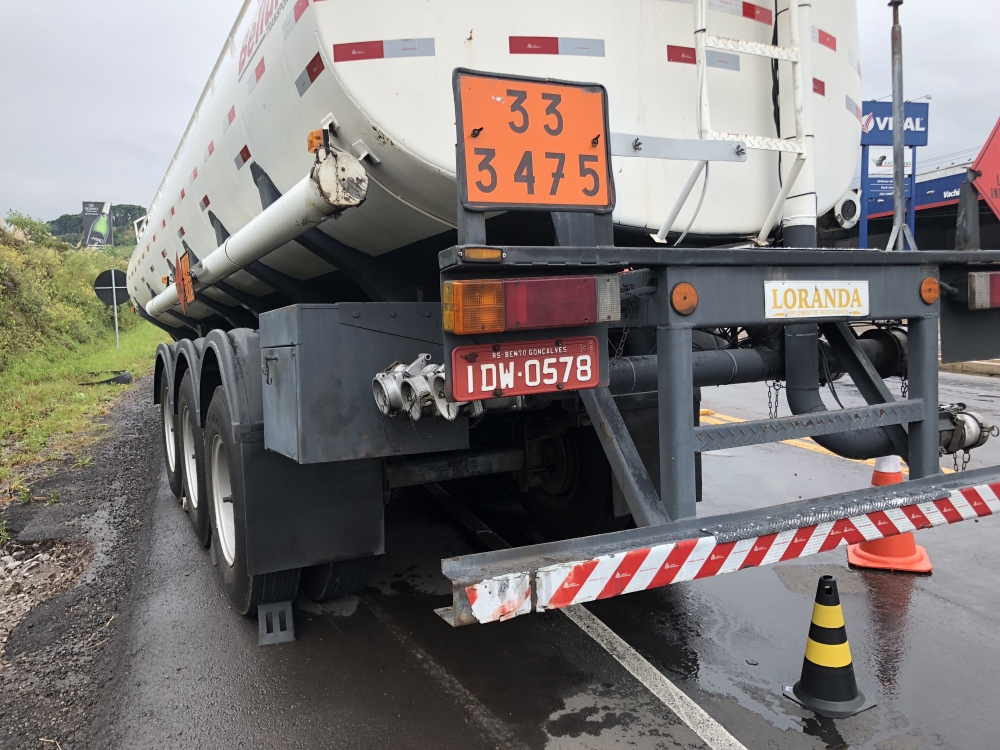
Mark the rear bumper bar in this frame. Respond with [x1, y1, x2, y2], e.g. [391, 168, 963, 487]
[438, 467, 1000, 626]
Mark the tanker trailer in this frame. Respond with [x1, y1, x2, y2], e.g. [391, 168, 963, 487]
[134, 0, 1000, 626]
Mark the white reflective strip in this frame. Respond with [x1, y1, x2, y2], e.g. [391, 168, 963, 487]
[948, 491, 979, 521]
[573, 553, 628, 604]
[706, 50, 740, 71]
[622, 544, 673, 594]
[800, 522, 833, 557]
[811, 26, 820, 43]
[917, 501, 949, 527]
[467, 573, 532, 623]
[883, 507, 917, 533]
[709, 0, 742, 16]
[974, 484, 1000, 513]
[760, 529, 797, 565]
[717, 537, 756, 575]
[849, 514, 883, 541]
[535, 562, 577, 610]
[383, 38, 435, 58]
[673, 537, 717, 583]
[557, 37, 605, 57]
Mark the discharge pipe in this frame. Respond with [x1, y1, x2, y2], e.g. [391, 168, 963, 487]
[146, 147, 367, 317]
[784, 324, 896, 459]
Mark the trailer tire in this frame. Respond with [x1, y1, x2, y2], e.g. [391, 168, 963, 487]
[521, 427, 629, 541]
[205, 386, 300, 615]
[301, 556, 375, 602]
[178, 371, 211, 546]
[160, 377, 183, 500]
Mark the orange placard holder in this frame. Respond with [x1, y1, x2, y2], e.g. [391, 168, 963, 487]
[453, 68, 615, 223]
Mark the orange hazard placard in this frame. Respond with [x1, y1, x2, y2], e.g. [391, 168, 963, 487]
[454, 69, 614, 212]
[175, 253, 195, 314]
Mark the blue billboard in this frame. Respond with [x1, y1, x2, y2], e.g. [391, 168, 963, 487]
[860, 101, 929, 147]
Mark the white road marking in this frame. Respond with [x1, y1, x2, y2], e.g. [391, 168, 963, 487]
[562, 604, 748, 750]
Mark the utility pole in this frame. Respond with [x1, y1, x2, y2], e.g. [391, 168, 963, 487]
[890, 0, 907, 250]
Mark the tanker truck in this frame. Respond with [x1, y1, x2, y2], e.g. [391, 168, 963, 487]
[132, 0, 1000, 627]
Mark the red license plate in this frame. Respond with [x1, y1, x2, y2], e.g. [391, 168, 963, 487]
[451, 336, 600, 402]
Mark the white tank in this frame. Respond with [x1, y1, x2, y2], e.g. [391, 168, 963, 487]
[129, 0, 861, 325]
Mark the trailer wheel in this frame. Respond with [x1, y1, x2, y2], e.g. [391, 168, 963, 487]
[205, 386, 300, 615]
[301, 557, 375, 602]
[160, 377, 183, 499]
[521, 427, 629, 540]
[178, 371, 211, 547]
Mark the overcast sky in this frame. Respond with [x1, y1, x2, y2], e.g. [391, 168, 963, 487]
[2, 0, 998, 221]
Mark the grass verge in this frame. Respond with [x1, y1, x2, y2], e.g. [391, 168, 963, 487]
[0, 322, 168, 489]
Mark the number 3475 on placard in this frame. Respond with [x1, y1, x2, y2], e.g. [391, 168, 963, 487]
[454, 70, 615, 212]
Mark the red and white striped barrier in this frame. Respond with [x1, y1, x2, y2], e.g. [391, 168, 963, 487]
[463, 483, 1000, 624]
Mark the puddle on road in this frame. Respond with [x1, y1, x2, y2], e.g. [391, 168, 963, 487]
[544, 685, 695, 749]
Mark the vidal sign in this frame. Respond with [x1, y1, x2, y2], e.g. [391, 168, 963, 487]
[860, 101, 929, 147]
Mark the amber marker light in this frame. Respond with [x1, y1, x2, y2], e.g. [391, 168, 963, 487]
[460, 247, 504, 263]
[920, 277, 940, 305]
[671, 282, 698, 315]
[442, 280, 505, 335]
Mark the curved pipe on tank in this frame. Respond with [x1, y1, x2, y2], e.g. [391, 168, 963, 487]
[146, 148, 367, 318]
[784, 324, 896, 460]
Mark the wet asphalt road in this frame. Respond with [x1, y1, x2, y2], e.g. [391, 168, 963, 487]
[107, 372, 1000, 749]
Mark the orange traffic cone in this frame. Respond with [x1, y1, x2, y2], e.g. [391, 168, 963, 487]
[847, 455, 932, 573]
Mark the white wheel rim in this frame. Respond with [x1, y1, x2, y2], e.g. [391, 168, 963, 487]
[162, 397, 176, 473]
[211, 434, 237, 567]
[181, 406, 199, 509]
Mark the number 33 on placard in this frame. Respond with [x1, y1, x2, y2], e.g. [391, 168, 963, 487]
[455, 70, 614, 211]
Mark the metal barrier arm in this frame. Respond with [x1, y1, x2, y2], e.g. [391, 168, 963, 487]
[439, 467, 1000, 626]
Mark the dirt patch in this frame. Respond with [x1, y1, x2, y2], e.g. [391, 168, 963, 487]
[0, 376, 159, 750]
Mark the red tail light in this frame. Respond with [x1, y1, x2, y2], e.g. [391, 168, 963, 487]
[443, 274, 620, 334]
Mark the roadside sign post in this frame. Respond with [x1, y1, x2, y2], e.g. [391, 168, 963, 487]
[859, 100, 929, 248]
[93, 269, 128, 349]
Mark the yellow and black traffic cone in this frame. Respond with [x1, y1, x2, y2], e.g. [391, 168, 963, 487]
[783, 575, 875, 718]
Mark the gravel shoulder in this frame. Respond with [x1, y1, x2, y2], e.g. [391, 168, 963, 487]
[0, 376, 159, 750]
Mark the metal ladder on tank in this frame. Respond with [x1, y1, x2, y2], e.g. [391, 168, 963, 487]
[652, 0, 807, 246]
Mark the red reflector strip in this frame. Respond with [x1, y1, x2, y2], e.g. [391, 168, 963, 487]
[667, 45, 696, 64]
[333, 38, 435, 61]
[333, 40, 383, 61]
[504, 276, 598, 331]
[509, 36, 559, 55]
[742, 2, 772, 24]
[849, 49, 862, 78]
[846, 95, 862, 122]
[248, 57, 266, 94]
[180, 189, 185, 200]
[161, 220, 166, 229]
[170, 207, 175, 216]
[223, 107, 236, 133]
[178, 227, 185, 238]
[283, 0, 309, 39]
[508, 37, 604, 56]
[968, 272, 1000, 310]
[206, 141, 215, 162]
[295, 52, 326, 96]
[812, 27, 837, 51]
[190, 167, 198, 184]
[201, 196, 211, 212]
[812, 78, 825, 96]
[234, 145, 252, 170]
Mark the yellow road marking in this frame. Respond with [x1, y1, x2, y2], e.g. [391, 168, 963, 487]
[699, 409, 954, 475]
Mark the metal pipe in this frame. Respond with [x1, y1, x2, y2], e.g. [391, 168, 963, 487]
[146, 148, 367, 317]
[890, 0, 906, 251]
[784, 324, 895, 459]
[610, 347, 784, 394]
